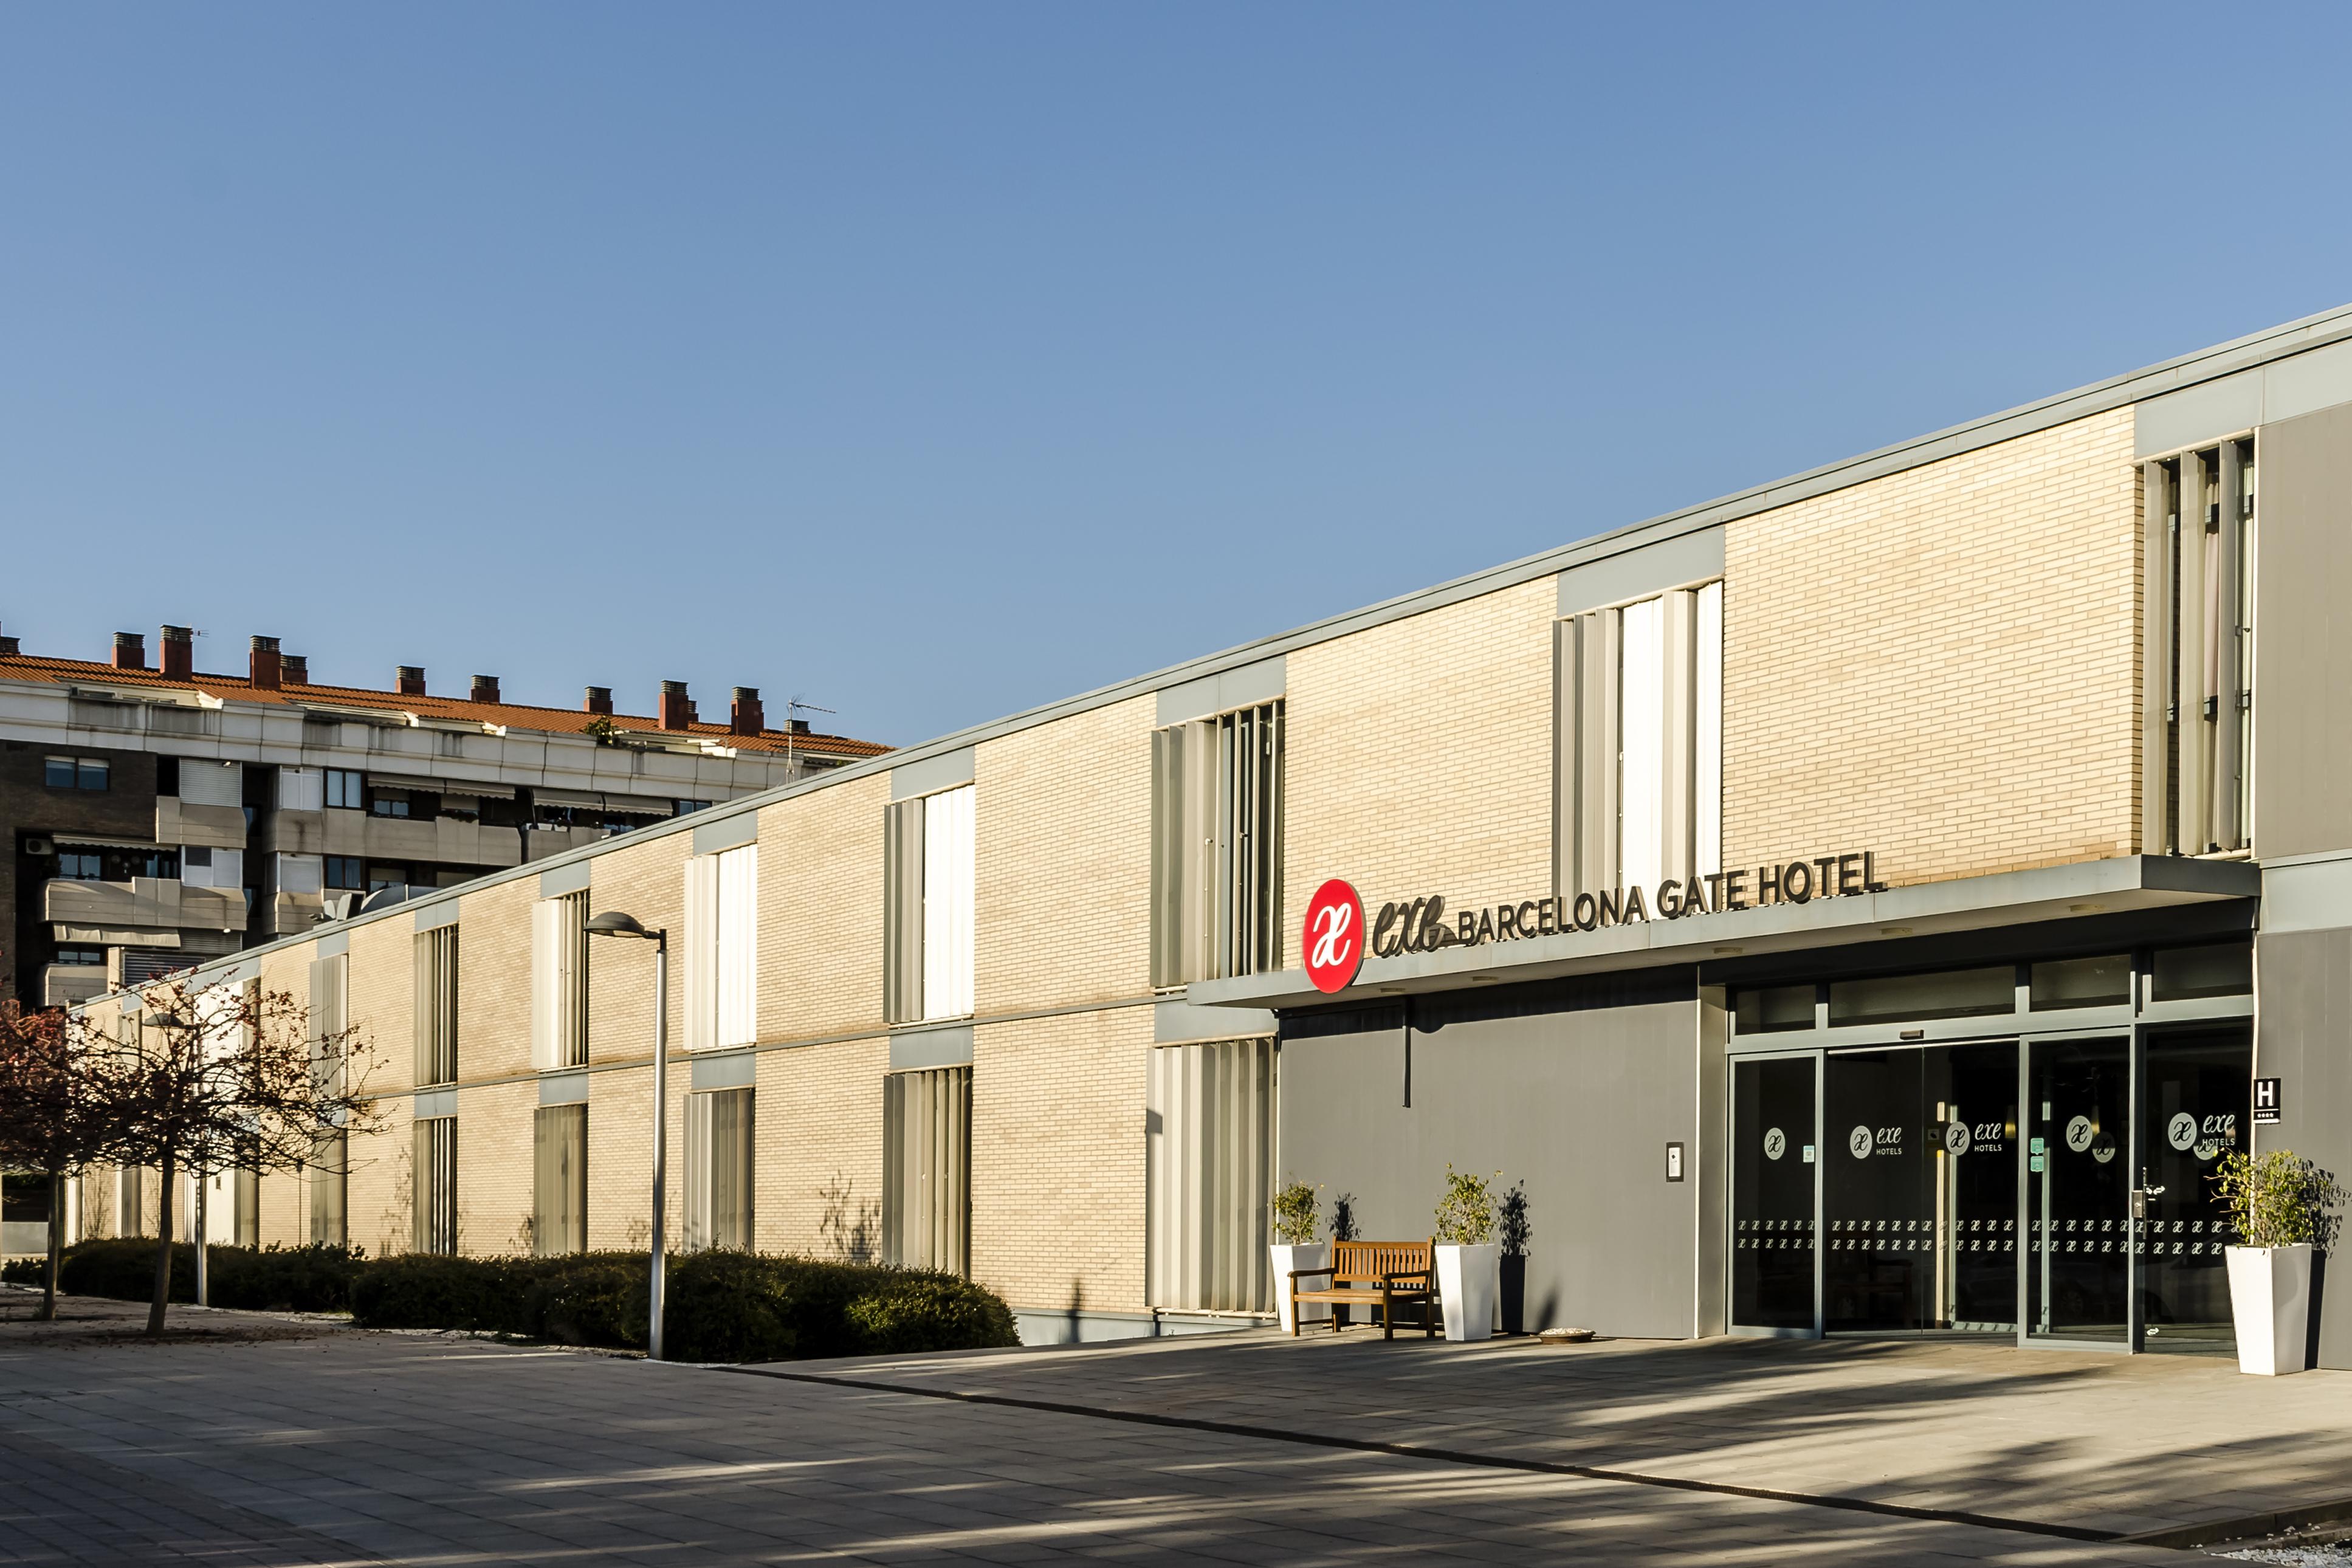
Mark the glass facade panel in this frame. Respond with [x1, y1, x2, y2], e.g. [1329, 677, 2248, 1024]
[1735, 985, 1814, 1034]
[1731, 1056, 1816, 1330]
[2140, 1027, 2251, 1353]
[2026, 1037, 2130, 1341]
[2029, 955, 2131, 1012]
[2150, 944, 2252, 1002]
[1828, 967, 2013, 1028]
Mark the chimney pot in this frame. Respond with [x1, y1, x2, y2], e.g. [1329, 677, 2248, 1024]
[281, 653, 309, 685]
[791, 718, 811, 735]
[160, 625, 193, 680]
[658, 680, 693, 732]
[729, 686, 765, 737]
[396, 665, 427, 698]
[470, 674, 500, 704]
[0, 622, 18, 658]
[113, 632, 146, 671]
[583, 685, 613, 715]
[249, 634, 283, 691]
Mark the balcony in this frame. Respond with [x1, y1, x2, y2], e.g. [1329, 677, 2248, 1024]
[154, 796, 247, 851]
[41, 963, 106, 1007]
[357, 814, 522, 869]
[522, 824, 615, 862]
[43, 877, 247, 936]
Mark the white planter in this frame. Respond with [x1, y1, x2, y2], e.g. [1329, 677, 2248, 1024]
[2225, 1244, 2314, 1376]
[1270, 1242, 1330, 1332]
[1436, 1242, 1499, 1343]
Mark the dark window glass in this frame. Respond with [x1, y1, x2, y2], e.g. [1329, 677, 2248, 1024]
[2151, 944, 2252, 1002]
[325, 856, 364, 890]
[1828, 966, 2015, 1028]
[155, 756, 178, 795]
[77, 758, 109, 791]
[57, 852, 101, 880]
[675, 799, 712, 816]
[1735, 985, 1815, 1034]
[54, 947, 104, 966]
[2030, 955, 2132, 1012]
[44, 756, 74, 788]
[325, 769, 363, 809]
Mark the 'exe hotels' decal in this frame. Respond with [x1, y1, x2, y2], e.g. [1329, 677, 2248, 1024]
[1367, 849, 1891, 957]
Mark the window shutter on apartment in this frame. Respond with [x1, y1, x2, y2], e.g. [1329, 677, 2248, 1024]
[882, 799, 926, 1023]
[683, 853, 717, 1052]
[177, 760, 243, 808]
[920, 786, 975, 1020]
[715, 845, 758, 1048]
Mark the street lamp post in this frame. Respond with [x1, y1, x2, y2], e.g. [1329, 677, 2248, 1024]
[585, 910, 669, 1360]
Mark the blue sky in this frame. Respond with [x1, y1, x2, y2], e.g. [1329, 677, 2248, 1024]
[5, 4, 2349, 746]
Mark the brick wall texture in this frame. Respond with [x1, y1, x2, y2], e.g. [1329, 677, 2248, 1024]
[1723, 408, 2139, 885]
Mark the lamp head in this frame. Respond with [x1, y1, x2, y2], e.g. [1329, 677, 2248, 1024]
[584, 910, 651, 940]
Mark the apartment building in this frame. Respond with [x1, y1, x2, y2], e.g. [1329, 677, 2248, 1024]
[68, 303, 2352, 1367]
[2, 631, 885, 1006]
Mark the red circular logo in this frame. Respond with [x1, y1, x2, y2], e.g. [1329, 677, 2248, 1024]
[1302, 878, 1366, 994]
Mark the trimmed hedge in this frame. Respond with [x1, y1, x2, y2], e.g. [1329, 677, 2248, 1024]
[15, 1240, 1018, 1361]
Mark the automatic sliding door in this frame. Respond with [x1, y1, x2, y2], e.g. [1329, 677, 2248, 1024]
[2026, 1036, 2130, 1343]
[1731, 1054, 1817, 1332]
[2139, 1027, 2251, 1354]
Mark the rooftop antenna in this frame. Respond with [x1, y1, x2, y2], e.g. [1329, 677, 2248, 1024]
[786, 694, 834, 779]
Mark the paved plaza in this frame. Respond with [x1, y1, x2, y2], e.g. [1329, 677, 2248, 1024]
[0, 1292, 2346, 1566]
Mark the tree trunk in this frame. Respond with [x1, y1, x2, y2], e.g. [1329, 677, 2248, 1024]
[147, 1150, 176, 1338]
[38, 1169, 64, 1322]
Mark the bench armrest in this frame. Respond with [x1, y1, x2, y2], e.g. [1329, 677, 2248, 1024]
[1380, 1269, 1433, 1286]
[1287, 1266, 1337, 1281]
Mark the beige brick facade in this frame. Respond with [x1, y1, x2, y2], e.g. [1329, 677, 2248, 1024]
[1723, 408, 2140, 886]
[755, 1038, 887, 1259]
[759, 774, 888, 1044]
[1285, 576, 1557, 922]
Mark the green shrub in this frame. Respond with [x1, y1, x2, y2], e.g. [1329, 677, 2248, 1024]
[525, 1257, 647, 1349]
[844, 1273, 1020, 1355]
[348, 1254, 515, 1331]
[662, 1251, 1019, 1363]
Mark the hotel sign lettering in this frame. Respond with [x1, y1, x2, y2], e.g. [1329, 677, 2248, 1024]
[1367, 850, 1890, 957]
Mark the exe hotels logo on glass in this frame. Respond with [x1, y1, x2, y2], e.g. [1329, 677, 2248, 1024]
[1361, 848, 1892, 958]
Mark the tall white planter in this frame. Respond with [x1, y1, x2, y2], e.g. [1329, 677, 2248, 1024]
[2225, 1244, 2314, 1376]
[1436, 1242, 1499, 1342]
[1270, 1242, 1330, 1332]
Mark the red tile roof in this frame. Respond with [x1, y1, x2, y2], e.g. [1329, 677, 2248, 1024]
[0, 652, 891, 762]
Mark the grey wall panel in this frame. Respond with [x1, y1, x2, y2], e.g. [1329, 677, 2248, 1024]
[1277, 995, 1700, 1338]
[2252, 401, 2352, 858]
[2253, 927, 2352, 1369]
[1555, 528, 1723, 616]
[413, 901, 460, 932]
[314, 931, 348, 958]
[538, 859, 593, 898]
[889, 1024, 974, 1070]
[1155, 997, 1276, 1044]
[690, 1051, 757, 1090]
[690, 810, 759, 856]
[2137, 337, 2352, 456]
[890, 747, 976, 802]
[2258, 856, 2352, 934]
[1155, 655, 1285, 727]
[412, 1087, 457, 1118]
[537, 1070, 589, 1107]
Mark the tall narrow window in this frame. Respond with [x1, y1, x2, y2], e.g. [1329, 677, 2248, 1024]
[1557, 582, 1723, 899]
[534, 1104, 588, 1256]
[413, 1116, 456, 1255]
[117, 1167, 143, 1237]
[233, 1167, 259, 1248]
[414, 926, 459, 1085]
[883, 1066, 970, 1274]
[2144, 442, 2254, 854]
[309, 1132, 347, 1247]
[686, 845, 758, 1049]
[684, 1088, 754, 1250]
[531, 892, 590, 1070]
[1150, 704, 1284, 988]
[882, 785, 976, 1023]
[1146, 1038, 1275, 1313]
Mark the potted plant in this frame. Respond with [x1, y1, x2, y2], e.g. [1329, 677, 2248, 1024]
[1433, 1165, 1500, 1342]
[1269, 1178, 1329, 1333]
[1497, 1180, 1530, 1336]
[2212, 1149, 2344, 1376]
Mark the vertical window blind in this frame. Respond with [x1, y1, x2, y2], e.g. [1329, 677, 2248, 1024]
[1146, 1038, 1275, 1313]
[308, 951, 349, 1244]
[686, 1088, 754, 1251]
[2144, 442, 2254, 855]
[117, 1167, 142, 1238]
[309, 1131, 347, 1247]
[233, 1168, 259, 1248]
[883, 1066, 971, 1275]
[533, 1104, 588, 1256]
[1556, 580, 1724, 899]
[1150, 704, 1284, 989]
[530, 893, 590, 1070]
[414, 927, 459, 1085]
[883, 785, 976, 1023]
[413, 1116, 456, 1255]
[687, 845, 760, 1050]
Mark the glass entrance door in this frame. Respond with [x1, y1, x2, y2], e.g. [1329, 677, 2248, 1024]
[1821, 1043, 2017, 1333]
[1731, 1054, 1817, 1332]
[2026, 1036, 2131, 1343]
[2139, 1026, 2252, 1353]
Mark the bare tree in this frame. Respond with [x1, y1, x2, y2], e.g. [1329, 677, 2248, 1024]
[0, 999, 114, 1321]
[83, 980, 382, 1336]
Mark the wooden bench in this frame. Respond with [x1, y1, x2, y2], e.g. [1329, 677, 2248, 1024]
[1287, 1239, 1439, 1339]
